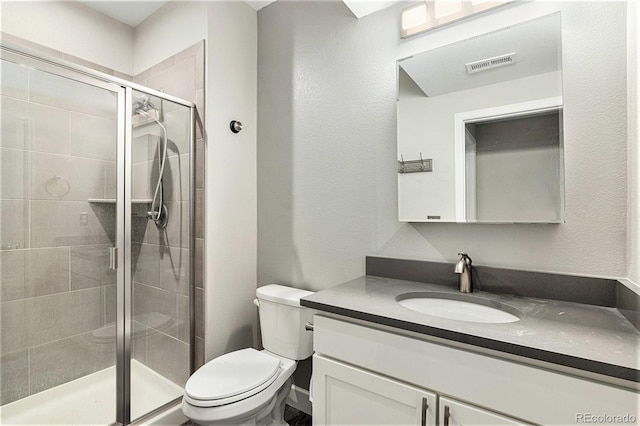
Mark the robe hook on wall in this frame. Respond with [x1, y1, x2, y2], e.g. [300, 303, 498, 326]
[397, 152, 432, 174]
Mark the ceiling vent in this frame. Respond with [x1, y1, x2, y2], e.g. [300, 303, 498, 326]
[466, 53, 517, 74]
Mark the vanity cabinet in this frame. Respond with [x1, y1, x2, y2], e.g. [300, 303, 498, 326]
[438, 397, 527, 426]
[312, 315, 639, 426]
[313, 354, 526, 426]
[313, 355, 437, 426]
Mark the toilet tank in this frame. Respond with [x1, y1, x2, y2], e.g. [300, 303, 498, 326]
[256, 284, 315, 360]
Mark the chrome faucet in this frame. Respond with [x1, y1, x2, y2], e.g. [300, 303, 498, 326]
[454, 253, 472, 293]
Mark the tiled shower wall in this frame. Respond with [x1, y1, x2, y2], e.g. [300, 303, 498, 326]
[0, 38, 206, 404]
[0, 62, 119, 404]
[132, 41, 206, 374]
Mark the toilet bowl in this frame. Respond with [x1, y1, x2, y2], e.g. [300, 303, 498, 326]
[182, 285, 314, 426]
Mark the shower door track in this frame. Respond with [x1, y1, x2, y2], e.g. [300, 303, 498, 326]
[0, 42, 196, 426]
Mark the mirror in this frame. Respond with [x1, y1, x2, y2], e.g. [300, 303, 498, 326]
[397, 13, 564, 223]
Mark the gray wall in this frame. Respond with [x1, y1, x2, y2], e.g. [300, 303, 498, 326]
[474, 113, 562, 222]
[257, 1, 628, 291]
[204, 1, 258, 360]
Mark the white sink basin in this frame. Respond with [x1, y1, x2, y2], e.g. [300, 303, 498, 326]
[397, 294, 521, 323]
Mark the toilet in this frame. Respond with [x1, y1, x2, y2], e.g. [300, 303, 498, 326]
[182, 284, 315, 426]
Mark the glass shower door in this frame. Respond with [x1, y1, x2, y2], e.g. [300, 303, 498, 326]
[129, 89, 192, 422]
[0, 57, 123, 424]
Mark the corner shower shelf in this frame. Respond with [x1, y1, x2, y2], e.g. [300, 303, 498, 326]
[88, 199, 153, 204]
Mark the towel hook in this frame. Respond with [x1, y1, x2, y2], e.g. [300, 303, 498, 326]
[230, 120, 243, 133]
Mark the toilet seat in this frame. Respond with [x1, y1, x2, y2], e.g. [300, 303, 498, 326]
[182, 351, 298, 425]
[185, 348, 282, 408]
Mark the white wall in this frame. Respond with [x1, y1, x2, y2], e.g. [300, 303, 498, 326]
[628, 0, 639, 285]
[0, 1, 134, 74]
[205, 1, 257, 359]
[257, 1, 628, 291]
[132, 1, 207, 75]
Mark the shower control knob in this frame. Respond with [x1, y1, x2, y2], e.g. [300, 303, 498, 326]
[230, 120, 243, 133]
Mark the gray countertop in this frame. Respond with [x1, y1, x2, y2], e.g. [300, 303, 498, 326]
[301, 275, 640, 383]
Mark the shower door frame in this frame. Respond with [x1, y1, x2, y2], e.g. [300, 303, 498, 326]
[0, 43, 196, 426]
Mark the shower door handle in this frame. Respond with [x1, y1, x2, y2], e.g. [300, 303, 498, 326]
[108, 247, 118, 270]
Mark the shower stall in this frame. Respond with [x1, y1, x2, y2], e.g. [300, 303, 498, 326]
[0, 43, 195, 425]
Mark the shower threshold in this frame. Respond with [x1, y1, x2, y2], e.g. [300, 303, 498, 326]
[0, 360, 183, 425]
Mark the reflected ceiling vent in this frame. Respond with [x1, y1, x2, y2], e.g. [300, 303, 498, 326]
[466, 53, 517, 74]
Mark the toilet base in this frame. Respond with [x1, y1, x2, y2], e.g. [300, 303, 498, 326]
[252, 377, 291, 426]
[184, 378, 293, 426]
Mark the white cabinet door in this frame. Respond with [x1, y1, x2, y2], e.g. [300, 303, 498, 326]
[313, 354, 437, 426]
[439, 397, 531, 426]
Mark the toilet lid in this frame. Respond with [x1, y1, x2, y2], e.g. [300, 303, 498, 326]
[185, 348, 281, 401]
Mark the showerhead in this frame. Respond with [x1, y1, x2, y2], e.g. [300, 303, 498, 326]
[133, 94, 164, 123]
[133, 95, 155, 113]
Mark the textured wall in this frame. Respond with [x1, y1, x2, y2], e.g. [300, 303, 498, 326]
[257, 1, 628, 292]
[628, 0, 639, 286]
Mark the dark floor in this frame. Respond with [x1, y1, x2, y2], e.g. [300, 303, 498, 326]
[184, 405, 311, 426]
[284, 405, 312, 426]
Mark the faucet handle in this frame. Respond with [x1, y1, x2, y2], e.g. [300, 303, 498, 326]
[457, 253, 472, 264]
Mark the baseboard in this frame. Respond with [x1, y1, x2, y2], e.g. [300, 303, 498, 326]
[287, 384, 312, 416]
[617, 279, 640, 331]
[618, 278, 640, 296]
